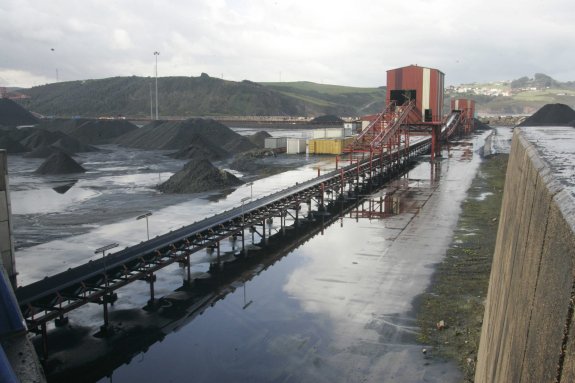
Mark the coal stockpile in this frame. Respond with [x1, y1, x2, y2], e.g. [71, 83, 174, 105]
[0, 132, 27, 153]
[248, 131, 272, 148]
[229, 149, 277, 173]
[70, 119, 138, 144]
[115, 118, 256, 154]
[169, 133, 230, 161]
[51, 135, 97, 154]
[311, 114, 344, 125]
[0, 99, 39, 126]
[474, 118, 492, 131]
[158, 158, 243, 194]
[35, 152, 86, 175]
[18, 128, 97, 155]
[24, 145, 65, 158]
[20, 130, 67, 150]
[518, 103, 575, 127]
[38, 118, 139, 145]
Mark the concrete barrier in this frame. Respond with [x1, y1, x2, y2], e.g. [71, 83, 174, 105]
[475, 127, 575, 382]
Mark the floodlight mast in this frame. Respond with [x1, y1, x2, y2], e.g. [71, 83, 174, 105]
[154, 51, 160, 120]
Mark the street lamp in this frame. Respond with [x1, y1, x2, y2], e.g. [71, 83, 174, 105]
[50, 48, 58, 82]
[94, 242, 118, 334]
[95, 243, 119, 281]
[241, 196, 250, 225]
[95, 243, 119, 257]
[137, 212, 152, 240]
[154, 51, 160, 120]
[149, 82, 153, 120]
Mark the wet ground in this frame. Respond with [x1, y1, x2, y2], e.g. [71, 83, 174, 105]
[7, 128, 504, 382]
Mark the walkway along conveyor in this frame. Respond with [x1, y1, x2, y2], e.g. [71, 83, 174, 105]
[15, 136, 433, 357]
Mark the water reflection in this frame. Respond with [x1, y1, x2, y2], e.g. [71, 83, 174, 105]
[19, 131, 492, 382]
[52, 180, 78, 194]
[12, 185, 100, 214]
[38, 142, 479, 382]
[42, 196, 352, 382]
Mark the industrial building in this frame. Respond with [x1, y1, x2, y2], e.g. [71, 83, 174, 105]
[450, 98, 476, 133]
[386, 65, 445, 124]
[346, 64, 471, 161]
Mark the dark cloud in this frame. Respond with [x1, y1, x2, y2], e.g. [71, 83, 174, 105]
[1, 0, 574, 87]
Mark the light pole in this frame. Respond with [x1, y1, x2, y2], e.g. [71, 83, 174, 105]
[94, 243, 119, 286]
[94, 242, 118, 333]
[241, 196, 250, 254]
[241, 197, 250, 225]
[149, 82, 153, 120]
[137, 212, 152, 240]
[50, 48, 58, 82]
[153, 51, 159, 120]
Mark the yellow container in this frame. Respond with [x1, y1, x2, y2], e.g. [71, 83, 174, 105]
[308, 137, 354, 154]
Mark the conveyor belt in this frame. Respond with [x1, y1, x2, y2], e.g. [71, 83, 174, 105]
[15, 138, 432, 324]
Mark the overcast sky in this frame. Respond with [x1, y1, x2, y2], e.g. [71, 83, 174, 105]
[1, 0, 574, 88]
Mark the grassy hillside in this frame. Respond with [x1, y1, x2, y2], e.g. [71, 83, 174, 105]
[261, 81, 386, 116]
[17, 75, 386, 118]
[15, 72, 575, 118]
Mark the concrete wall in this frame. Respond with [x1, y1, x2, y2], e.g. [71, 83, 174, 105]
[0, 151, 16, 288]
[475, 129, 575, 382]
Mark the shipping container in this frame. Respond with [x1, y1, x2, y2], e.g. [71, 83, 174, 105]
[386, 65, 445, 123]
[264, 137, 287, 149]
[286, 138, 307, 154]
[312, 128, 346, 139]
[308, 137, 354, 155]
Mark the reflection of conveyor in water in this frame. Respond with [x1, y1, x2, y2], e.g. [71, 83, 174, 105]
[44, 185, 387, 382]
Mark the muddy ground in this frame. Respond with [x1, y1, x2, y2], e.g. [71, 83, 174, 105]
[416, 153, 509, 382]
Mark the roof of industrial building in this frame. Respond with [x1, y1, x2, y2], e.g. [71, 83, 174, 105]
[386, 64, 445, 74]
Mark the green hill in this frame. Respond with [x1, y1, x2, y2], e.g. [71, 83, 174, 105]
[16, 72, 575, 118]
[17, 74, 386, 118]
[260, 81, 386, 116]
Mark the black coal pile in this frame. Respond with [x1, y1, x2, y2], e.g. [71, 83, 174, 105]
[5, 127, 36, 142]
[474, 118, 492, 131]
[53, 180, 78, 194]
[158, 158, 243, 194]
[229, 149, 278, 173]
[51, 135, 97, 154]
[0, 132, 27, 153]
[71, 119, 138, 144]
[518, 103, 575, 127]
[248, 131, 272, 148]
[115, 118, 256, 154]
[38, 118, 138, 145]
[35, 152, 86, 175]
[0, 99, 38, 126]
[169, 133, 229, 161]
[18, 128, 97, 155]
[311, 115, 344, 125]
[20, 130, 67, 150]
[23, 145, 65, 158]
